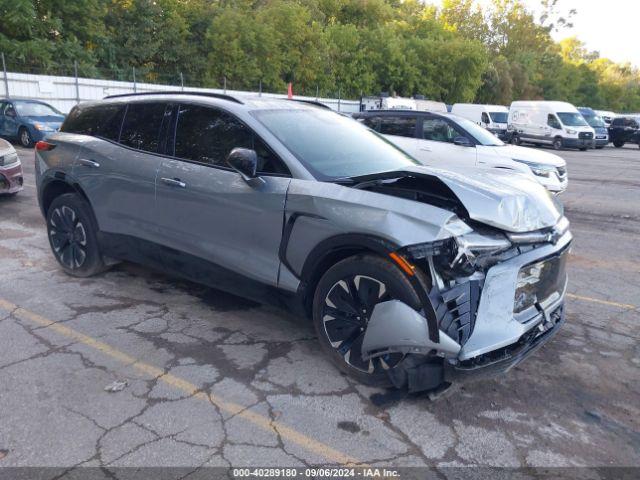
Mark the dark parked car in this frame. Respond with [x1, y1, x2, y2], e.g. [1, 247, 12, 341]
[608, 116, 640, 148]
[35, 92, 571, 394]
[0, 99, 65, 147]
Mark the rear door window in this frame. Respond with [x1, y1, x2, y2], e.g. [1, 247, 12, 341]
[378, 116, 417, 138]
[119, 102, 168, 152]
[173, 104, 289, 175]
[62, 103, 126, 141]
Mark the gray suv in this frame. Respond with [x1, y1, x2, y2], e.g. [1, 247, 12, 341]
[35, 92, 572, 393]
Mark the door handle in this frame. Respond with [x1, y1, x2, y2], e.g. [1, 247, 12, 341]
[161, 177, 186, 188]
[78, 158, 100, 168]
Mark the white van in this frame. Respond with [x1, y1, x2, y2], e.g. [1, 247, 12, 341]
[360, 95, 447, 113]
[360, 96, 417, 111]
[415, 98, 448, 113]
[508, 101, 595, 150]
[451, 104, 509, 140]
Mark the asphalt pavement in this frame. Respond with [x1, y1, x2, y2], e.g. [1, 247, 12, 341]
[0, 143, 638, 477]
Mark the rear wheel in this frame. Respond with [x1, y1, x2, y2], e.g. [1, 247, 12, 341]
[46, 193, 107, 277]
[613, 140, 624, 148]
[512, 135, 521, 145]
[312, 254, 423, 386]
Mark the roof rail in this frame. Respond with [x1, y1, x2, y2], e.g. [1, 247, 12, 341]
[103, 91, 243, 104]
[287, 98, 331, 110]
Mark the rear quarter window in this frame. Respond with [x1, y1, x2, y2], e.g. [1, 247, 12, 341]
[61, 103, 126, 141]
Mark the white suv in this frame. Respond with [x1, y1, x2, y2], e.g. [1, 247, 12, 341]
[354, 110, 568, 194]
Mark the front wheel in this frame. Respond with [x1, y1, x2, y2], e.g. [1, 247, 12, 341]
[613, 140, 624, 148]
[312, 254, 424, 386]
[553, 138, 563, 150]
[18, 127, 33, 148]
[46, 193, 107, 277]
[579, 147, 587, 151]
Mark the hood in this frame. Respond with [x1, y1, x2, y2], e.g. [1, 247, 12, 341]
[484, 144, 565, 167]
[397, 165, 561, 233]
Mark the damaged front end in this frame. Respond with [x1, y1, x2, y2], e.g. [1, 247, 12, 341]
[361, 216, 572, 393]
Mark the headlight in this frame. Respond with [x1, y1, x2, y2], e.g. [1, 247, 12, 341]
[514, 262, 544, 312]
[0, 152, 19, 166]
[512, 159, 556, 178]
[566, 128, 577, 134]
[33, 123, 54, 131]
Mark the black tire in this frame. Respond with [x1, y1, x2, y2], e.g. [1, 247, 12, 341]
[579, 147, 587, 151]
[312, 254, 424, 387]
[596, 146, 604, 149]
[512, 135, 521, 145]
[552, 137, 563, 150]
[613, 140, 624, 148]
[18, 127, 33, 148]
[46, 193, 107, 277]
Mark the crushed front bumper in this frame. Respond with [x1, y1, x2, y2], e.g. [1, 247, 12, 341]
[445, 303, 565, 382]
[362, 228, 572, 392]
[0, 160, 24, 194]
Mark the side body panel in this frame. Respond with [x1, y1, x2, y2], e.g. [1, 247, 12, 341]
[280, 179, 462, 279]
[155, 159, 290, 286]
[72, 137, 161, 241]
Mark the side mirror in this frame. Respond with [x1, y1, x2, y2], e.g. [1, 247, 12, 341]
[5, 108, 16, 118]
[226, 147, 265, 187]
[453, 136, 472, 147]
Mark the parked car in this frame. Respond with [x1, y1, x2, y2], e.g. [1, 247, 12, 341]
[577, 107, 608, 149]
[0, 99, 65, 147]
[595, 110, 616, 127]
[608, 115, 640, 148]
[509, 101, 595, 151]
[451, 103, 510, 141]
[353, 109, 568, 194]
[0, 138, 23, 195]
[35, 92, 571, 394]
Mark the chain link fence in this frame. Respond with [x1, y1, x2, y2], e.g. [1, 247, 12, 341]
[1, 53, 359, 114]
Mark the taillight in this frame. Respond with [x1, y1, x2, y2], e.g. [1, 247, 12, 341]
[35, 141, 56, 151]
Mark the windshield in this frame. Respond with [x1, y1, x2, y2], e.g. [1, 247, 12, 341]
[489, 112, 508, 123]
[450, 115, 504, 146]
[252, 109, 419, 180]
[582, 113, 605, 128]
[14, 101, 62, 117]
[557, 112, 588, 127]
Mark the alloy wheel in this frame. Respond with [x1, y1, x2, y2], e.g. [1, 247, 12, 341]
[49, 206, 88, 270]
[322, 275, 403, 373]
[20, 129, 31, 147]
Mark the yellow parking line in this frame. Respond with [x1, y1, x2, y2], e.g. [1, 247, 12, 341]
[0, 298, 360, 466]
[566, 293, 636, 310]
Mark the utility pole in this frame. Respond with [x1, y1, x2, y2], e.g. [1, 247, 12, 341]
[132, 67, 137, 93]
[1, 53, 9, 98]
[74, 61, 80, 104]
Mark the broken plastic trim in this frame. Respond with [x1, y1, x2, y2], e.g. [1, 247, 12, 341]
[361, 300, 461, 361]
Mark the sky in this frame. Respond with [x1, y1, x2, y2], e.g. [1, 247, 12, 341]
[431, 0, 640, 67]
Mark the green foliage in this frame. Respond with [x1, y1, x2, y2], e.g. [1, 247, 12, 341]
[1, 0, 638, 110]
